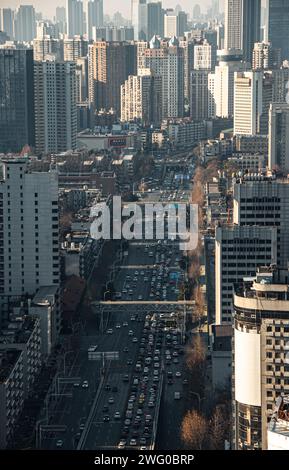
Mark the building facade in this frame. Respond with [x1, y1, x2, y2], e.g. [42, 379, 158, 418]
[0, 46, 35, 153]
[34, 60, 77, 154]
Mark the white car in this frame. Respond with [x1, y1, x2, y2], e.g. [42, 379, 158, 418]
[82, 380, 89, 388]
[56, 440, 63, 448]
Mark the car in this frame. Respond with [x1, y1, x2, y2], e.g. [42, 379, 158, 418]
[123, 322, 128, 327]
[56, 439, 63, 448]
[129, 439, 137, 446]
[116, 324, 121, 329]
[183, 379, 189, 385]
[103, 416, 110, 422]
[105, 384, 111, 391]
[132, 337, 138, 343]
[173, 358, 179, 364]
[124, 419, 131, 426]
[108, 397, 115, 404]
[82, 380, 89, 388]
[123, 347, 129, 353]
[128, 330, 134, 336]
[114, 412, 121, 420]
[140, 438, 147, 445]
[138, 295, 143, 300]
[73, 382, 80, 388]
[123, 374, 129, 382]
[176, 371, 182, 378]
[102, 405, 109, 412]
[106, 329, 113, 334]
[79, 423, 85, 431]
[118, 439, 126, 449]
[127, 359, 133, 366]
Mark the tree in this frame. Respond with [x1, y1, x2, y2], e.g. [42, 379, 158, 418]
[209, 405, 229, 450]
[181, 410, 208, 449]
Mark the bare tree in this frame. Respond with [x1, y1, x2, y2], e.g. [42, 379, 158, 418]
[181, 410, 208, 450]
[209, 405, 229, 450]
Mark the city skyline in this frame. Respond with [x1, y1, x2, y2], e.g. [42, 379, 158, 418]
[0, 0, 213, 20]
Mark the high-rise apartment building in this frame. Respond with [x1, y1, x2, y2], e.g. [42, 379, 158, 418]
[233, 267, 289, 450]
[34, 60, 77, 154]
[88, 41, 137, 116]
[253, 42, 281, 71]
[0, 157, 59, 298]
[225, 0, 261, 63]
[179, 38, 195, 103]
[0, 8, 14, 40]
[147, 1, 164, 41]
[131, 0, 148, 41]
[193, 39, 217, 71]
[190, 70, 210, 120]
[33, 36, 63, 61]
[143, 36, 184, 118]
[14, 5, 36, 42]
[0, 45, 35, 153]
[234, 71, 263, 136]
[121, 69, 162, 126]
[87, 0, 103, 40]
[66, 0, 84, 37]
[268, 0, 289, 61]
[63, 36, 88, 61]
[269, 104, 289, 174]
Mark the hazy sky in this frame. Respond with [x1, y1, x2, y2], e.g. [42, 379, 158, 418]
[0, 1, 212, 20]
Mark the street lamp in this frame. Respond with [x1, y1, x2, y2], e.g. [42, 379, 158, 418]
[190, 391, 205, 411]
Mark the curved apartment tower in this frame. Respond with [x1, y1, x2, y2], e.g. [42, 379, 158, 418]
[233, 266, 289, 449]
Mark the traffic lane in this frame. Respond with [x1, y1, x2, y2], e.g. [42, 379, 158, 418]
[83, 371, 130, 449]
[83, 315, 145, 449]
[46, 316, 139, 450]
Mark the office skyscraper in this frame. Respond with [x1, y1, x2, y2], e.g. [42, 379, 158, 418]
[131, 0, 148, 41]
[14, 5, 36, 42]
[87, 0, 103, 40]
[164, 10, 177, 38]
[225, 0, 261, 63]
[66, 0, 84, 37]
[34, 60, 77, 154]
[0, 8, 14, 39]
[269, 104, 289, 174]
[234, 71, 263, 136]
[147, 1, 164, 41]
[0, 45, 35, 153]
[268, 0, 289, 61]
